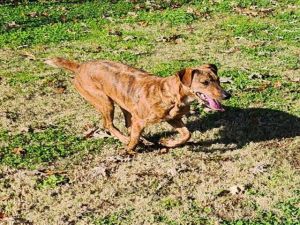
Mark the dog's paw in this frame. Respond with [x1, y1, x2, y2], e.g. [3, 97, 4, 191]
[119, 148, 137, 157]
[159, 138, 177, 148]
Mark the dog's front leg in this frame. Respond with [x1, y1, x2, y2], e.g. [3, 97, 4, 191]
[160, 118, 191, 148]
[127, 119, 145, 154]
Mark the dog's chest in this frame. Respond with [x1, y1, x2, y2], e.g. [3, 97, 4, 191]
[166, 103, 189, 119]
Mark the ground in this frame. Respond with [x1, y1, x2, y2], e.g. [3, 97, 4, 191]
[0, 0, 299, 224]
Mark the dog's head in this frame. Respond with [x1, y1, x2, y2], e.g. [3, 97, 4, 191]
[177, 64, 231, 111]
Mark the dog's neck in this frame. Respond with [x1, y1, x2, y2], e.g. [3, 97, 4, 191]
[163, 75, 195, 105]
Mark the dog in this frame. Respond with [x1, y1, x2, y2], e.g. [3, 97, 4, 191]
[45, 58, 231, 154]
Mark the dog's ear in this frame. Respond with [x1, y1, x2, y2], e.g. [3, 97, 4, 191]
[177, 69, 199, 87]
[201, 64, 218, 74]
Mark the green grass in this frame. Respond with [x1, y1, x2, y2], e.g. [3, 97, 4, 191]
[94, 209, 133, 225]
[222, 192, 300, 225]
[0, 128, 116, 169]
[36, 174, 69, 189]
[93, 195, 299, 225]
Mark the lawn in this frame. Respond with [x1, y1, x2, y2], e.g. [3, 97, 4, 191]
[0, 0, 299, 224]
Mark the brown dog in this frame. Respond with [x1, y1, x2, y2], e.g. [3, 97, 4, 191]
[45, 58, 231, 154]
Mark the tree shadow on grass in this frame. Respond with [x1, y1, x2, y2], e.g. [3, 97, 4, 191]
[144, 107, 300, 153]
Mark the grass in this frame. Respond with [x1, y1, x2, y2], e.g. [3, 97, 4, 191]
[0, 0, 299, 224]
[0, 127, 116, 169]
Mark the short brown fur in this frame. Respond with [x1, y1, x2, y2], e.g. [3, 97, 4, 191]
[45, 58, 228, 154]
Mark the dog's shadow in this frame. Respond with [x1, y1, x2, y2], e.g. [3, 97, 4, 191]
[145, 106, 300, 152]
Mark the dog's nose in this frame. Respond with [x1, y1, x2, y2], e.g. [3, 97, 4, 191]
[222, 91, 231, 100]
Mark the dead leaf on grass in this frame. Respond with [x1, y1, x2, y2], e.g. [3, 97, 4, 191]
[41, 12, 49, 17]
[234, 6, 274, 17]
[273, 81, 282, 89]
[0, 212, 7, 220]
[223, 47, 240, 54]
[248, 73, 270, 80]
[127, 11, 138, 18]
[108, 30, 123, 36]
[20, 51, 36, 60]
[6, 21, 20, 29]
[137, 21, 149, 27]
[217, 189, 231, 197]
[12, 147, 25, 155]
[106, 155, 132, 163]
[251, 163, 270, 175]
[158, 148, 169, 154]
[38, 169, 67, 176]
[156, 34, 184, 43]
[53, 87, 66, 94]
[284, 71, 300, 83]
[60, 15, 67, 22]
[220, 77, 233, 84]
[93, 130, 111, 139]
[90, 164, 109, 178]
[123, 35, 137, 41]
[27, 12, 38, 17]
[83, 126, 99, 139]
[229, 185, 246, 195]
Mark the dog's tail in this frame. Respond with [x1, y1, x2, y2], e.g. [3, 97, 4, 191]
[45, 57, 80, 73]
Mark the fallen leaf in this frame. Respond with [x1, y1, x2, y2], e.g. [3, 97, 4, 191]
[127, 11, 137, 17]
[38, 169, 66, 176]
[0, 212, 6, 220]
[53, 87, 66, 94]
[229, 185, 245, 195]
[60, 15, 67, 22]
[27, 11, 37, 17]
[223, 47, 240, 54]
[234, 6, 274, 17]
[220, 77, 233, 83]
[108, 30, 122, 36]
[90, 164, 109, 178]
[106, 155, 132, 163]
[186, 7, 194, 14]
[251, 163, 270, 175]
[175, 38, 184, 44]
[20, 51, 36, 60]
[6, 21, 20, 29]
[273, 81, 282, 88]
[93, 130, 111, 139]
[257, 83, 270, 91]
[83, 126, 99, 139]
[248, 73, 262, 79]
[123, 35, 136, 41]
[137, 21, 149, 27]
[12, 147, 25, 155]
[217, 189, 230, 197]
[248, 73, 270, 80]
[159, 148, 169, 154]
[156, 34, 184, 43]
[41, 12, 49, 17]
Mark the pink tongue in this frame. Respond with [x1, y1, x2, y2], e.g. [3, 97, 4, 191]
[206, 96, 224, 111]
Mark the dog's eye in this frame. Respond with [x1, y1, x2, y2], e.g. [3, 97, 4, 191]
[202, 80, 209, 86]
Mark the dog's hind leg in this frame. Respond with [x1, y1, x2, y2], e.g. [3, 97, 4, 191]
[121, 108, 132, 132]
[121, 108, 153, 147]
[127, 118, 146, 154]
[160, 118, 191, 148]
[74, 77, 129, 144]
